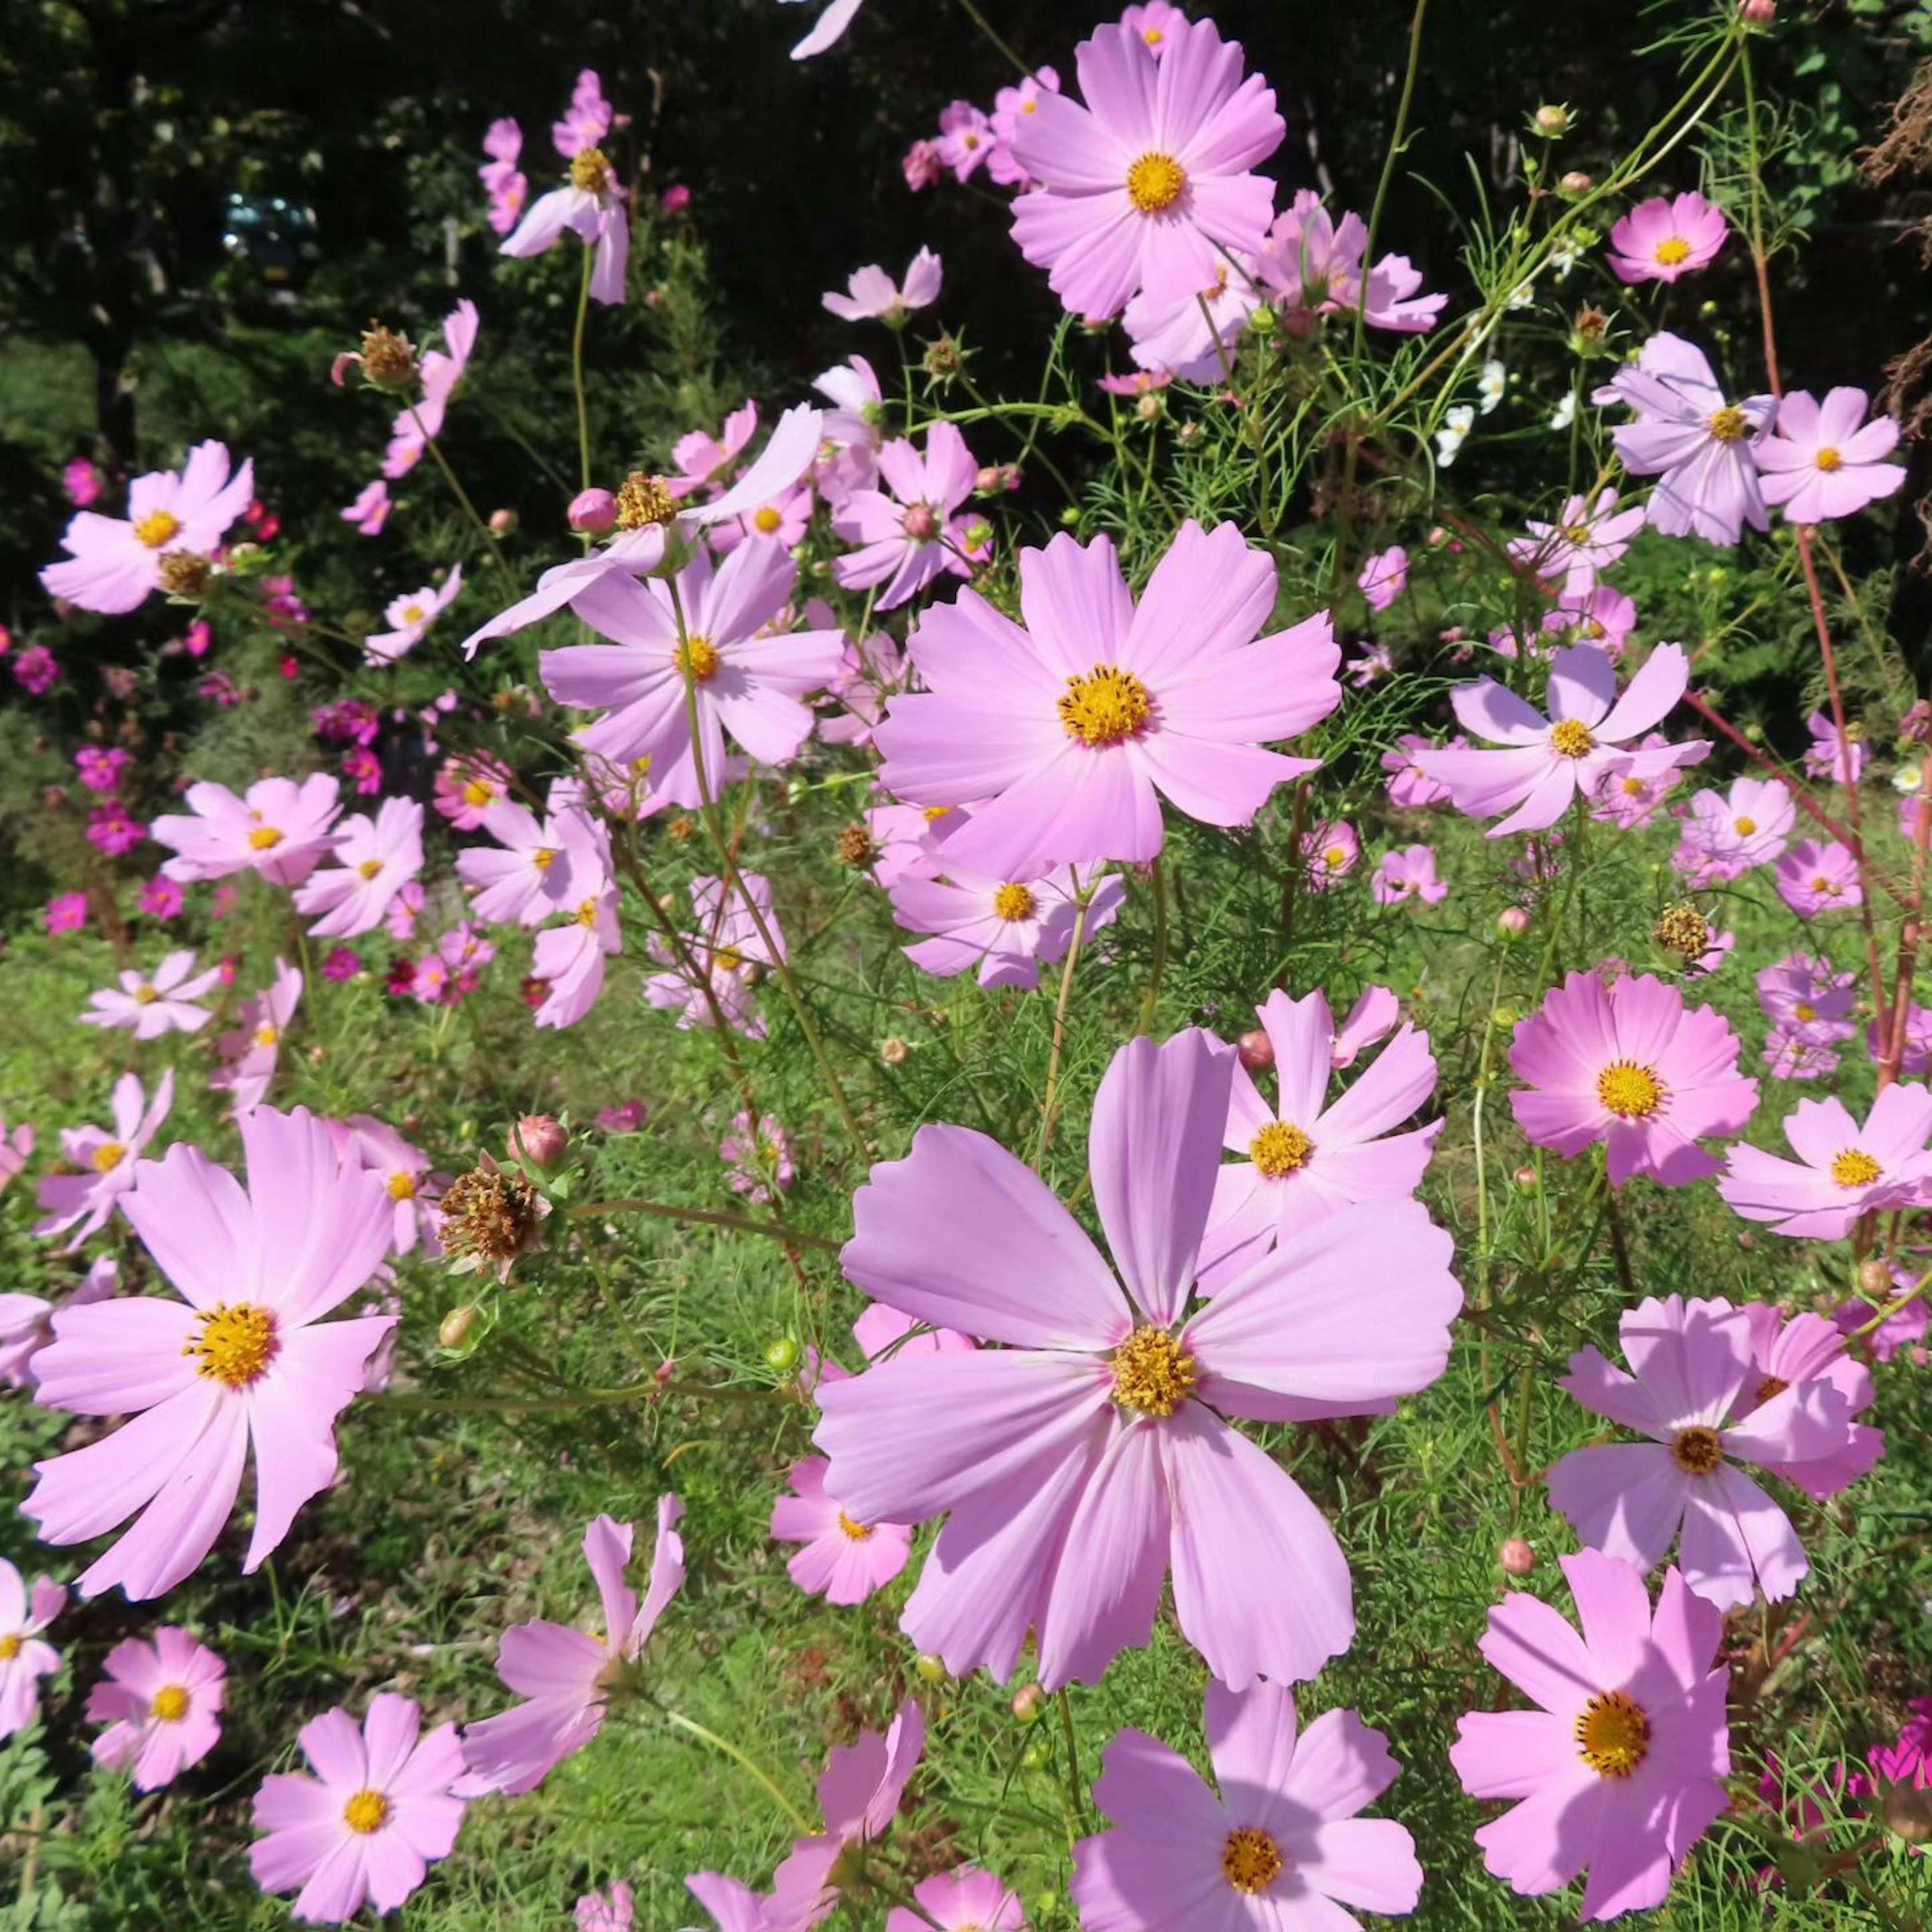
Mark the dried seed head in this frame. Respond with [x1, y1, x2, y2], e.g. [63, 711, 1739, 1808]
[440, 1155, 550, 1282]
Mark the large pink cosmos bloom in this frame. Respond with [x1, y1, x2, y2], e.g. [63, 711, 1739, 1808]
[831, 421, 989, 611]
[1450, 1551, 1729, 1920]
[822, 248, 942, 324]
[251, 1694, 468, 1923]
[771, 1456, 913, 1606]
[461, 1500, 686, 1795]
[875, 522, 1340, 879]
[887, 1867, 1023, 1932]
[1254, 191, 1446, 336]
[41, 441, 254, 614]
[294, 797, 425, 939]
[892, 864, 1126, 991]
[1718, 1085, 1932, 1238]
[80, 949, 223, 1039]
[0, 1257, 116, 1388]
[1548, 1294, 1874, 1607]
[35, 1071, 174, 1251]
[1757, 386, 1906, 524]
[382, 300, 480, 478]
[815, 1030, 1462, 1691]
[211, 959, 304, 1115]
[1607, 191, 1729, 285]
[88, 1626, 226, 1789]
[0, 1560, 65, 1740]
[1072, 1680, 1421, 1932]
[23, 1104, 396, 1600]
[1008, 18, 1283, 318]
[363, 565, 464, 665]
[540, 538, 844, 806]
[153, 773, 344, 888]
[1417, 643, 1707, 837]
[1197, 990, 1442, 1291]
[1509, 971, 1756, 1187]
[501, 148, 628, 305]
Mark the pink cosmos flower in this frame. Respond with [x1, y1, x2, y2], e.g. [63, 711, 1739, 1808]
[936, 101, 995, 182]
[1118, 247, 1263, 378]
[1121, 2, 1186, 54]
[816, 1030, 1462, 1689]
[876, 522, 1339, 879]
[1776, 837, 1863, 917]
[154, 774, 343, 888]
[35, 1072, 174, 1251]
[645, 873, 784, 1037]
[831, 421, 989, 611]
[819, 623, 905, 748]
[902, 138, 942, 190]
[1802, 711, 1867, 785]
[14, 645, 60, 695]
[292, 798, 425, 939]
[785, 0, 865, 58]
[44, 891, 87, 935]
[25, 1104, 395, 1599]
[89, 1627, 226, 1789]
[76, 744, 131, 793]
[1758, 951, 1856, 1039]
[1718, 1086, 1932, 1238]
[988, 66, 1062, 188]
[65, 455, 106, 506]
[1072, 1680, 1421, 1932]
[812, 357, 884, 503]
[715, 478, 814, 553]
[530, 889, 622, 1030]
[433, 752, 514, 829]
[551, 68, 613, 159]
[1607, 191, 1729, 284]
[251, 1694, 467, 1923]
[892, 865, 1125, 991]
[1757, 387, 1905, 524]
[1255, 191, 1446, 335]
[1764, 1023, 1845, 1082]
[456, 799, 584, 926]
[1008, 18, 1283, 319]
[771, 1456, 913, 1606]
[0, 1561, 65, 1740]
[720, 1111, 795, 1202]
[0, 1114, 32, 1197]
[1510, 970, 1756, 1186]
[1418, 643, 1707, 837]
[381, 301, 481, 479]
[363, 567, 463, 666]
[671, 400, 759, 496]
[1301, 819, 1359, 891]
[81, 950, 223, 1039]
[0, 1257, 116, 1388]
[41, 441, 254, 614]
[86, 802, 146, 856]
[1373, 845, 1447, 906]
[1592, 333, 1776, 545]
[886, 1868, 1023, 1932]
[1357, 544, 1408, 611]
[1869, 1703, 1932, 1794]
[138, 875, 185, 922]
[822, 248, 942, 324]
[1508, 489, 1647, 595]
[1450, 1550, 1729, 1920]
[1549, 1294, 1875, 1606]
[1736, 1303, 1883, 1499]
[502, 145, 628, 305]
[1542, 584, 1639, 658]
[577, 1883, 634, 1931]
[1673, 775, 1795, 882]
[335, 1116, 443, 1256]
[479, 118, 526, 234]
[1382, 734, 1455, 809]
[461, 1500, 685, 1794]
[210, 959, 303, 1115]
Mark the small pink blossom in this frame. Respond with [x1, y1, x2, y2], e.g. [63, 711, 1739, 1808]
[294, 797, 426, 939]
[823, 248, 942, 324]
[210, 959, 303, 1115]
[341, 479, 392, 535]
[14, 646, 60, 695]
[1758, 387, 1905, 524]
[139, 876, 185, 921]
[1802, 710, 1867, 784]
[82, 950, 222, 1039]
[901, 139, 942, 190]
[1357, 544, 1408, 611]
[1255, 190, 1446, 335]
[1302, 819, 1359, 890]
[771, 1456, 912, 1605]
[1508, 488, 1646, 594]
[1383, 733, 1456, 809]
[44, 891, 88, 935]
[364, 566, 463, 666]
[1373, 844, 1447, 906]
[35, 1072, 174, 1251]
[935, 100, 995, 182]
[0, 1562, 65, 1741]
[89, 1627, 226, 1789]
[832, 421, 988, 610]
[433, 753, 514, 829]
[1607, 191, 1729, 284]
[887, 1868, 1023, 1932]
[1776, 837, 1864, 917]
[891, 865, 1125, 991]
[1720, 1087, 1932, 1237]
[64, 456, 106, 506]
[1673, 775, 1795, 882]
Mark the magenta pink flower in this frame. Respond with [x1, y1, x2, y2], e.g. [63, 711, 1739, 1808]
[876, 522, 1339, 879]
[1510, 970, 1756, 1186]
[1607, 191, 1729, 284]
[382, 300, 481, 478]
[85, 801, 145, 855]
[81, 950, 222, 1039]
[1450, 1551, 1729, 1919]
[902, 137, 942, 189]
[210, 959, 303, 1115]
[720, 1111, 795, 1202]
[293, 797, 425, 939]
[433, 752, 514, 829]
[771, 1456, 912, 1605]
[887, 1867, 1023, 1932]
[1507, 488, 1646, 595]
[1256, 190, 1445, 336]
[35, 1072, 174, 1251]
[154, 774, 343, 888]
[1803, 710, 1867, 785]
[1357, 544, 1408, 611]
[1776, 836, 1863, 917]
[25, 1104, 395, 1599]
[1373, 844, 1447, 906]
[0, 1258, 115, 1389]
[64, 456, 106, 506]
[1073, 1680, 1420, 1932]
[832, 421, 988, 611]
[822, 248, 942, 324]
[816, 1030, 1461, 1689]
[502, 146, 628, 305]
[41, 441, 253, 614]
[364, 566, 463, 665]
[89, 1626, 226, 1789]
[1301, 819, 1359, 891]
[461, 1501, 685, 1794]
[251, 1694, 467, 1923]
[892, 864, 1125, 991]
[138, 875, 185, 921]
[1008, 18, 1283, 319]
[1758, 387, 1904, 524]
[0, 1561, 65, 1740]
[1718, 1086, 1932, 1238]
[44, 890, 87, 935]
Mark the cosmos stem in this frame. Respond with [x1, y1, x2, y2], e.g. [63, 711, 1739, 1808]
[661, 1711, 814, 1836]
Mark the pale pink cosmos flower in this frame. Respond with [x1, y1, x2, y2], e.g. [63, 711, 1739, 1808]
[785, 0, 866, 59]
[532, 887, 623, 1030]
[1591, 743, 1687, 829]
[1758, 387, 1905, 524]
[0, 1257, 116, 1388]
[892, 865, 1125, 991]
[35, 1072, 174, 1251]
[887, 1868, 1023, 1932]
[577, 1882, 634, 1931]
[1382, 733, 1456, 809]
[41, 441, 253, 614]
[671, 400, 759, 497]
[479, 118, 526, 235]
[456, 799, 583, 926]
[1255, 190, 1446, 335]
[0, 1561, 65, 1740]
[1008, 18, 1283, 319]
[1450, 1550, 1729, 1920]
[294, 798, 425, 939]
[335, 1116, 444, 1257]
[822, 248, 942, 324]
[502, 145, 628, 305]
[1607, 191, 1729, 284]
[153, 773, 343, 888]
[832, 421, 989, 611]
[89, 1626, 226, 1789]
[645, 872, 785, 1038]
[1507, 488, 1646, 596]
[1541, 584, 1639, 659]
[381, 300, 481, 478]
[1764, 1024, 1846, 1082]
[1736, 1303, 1883, 1499]
[988, 66, 1062, 188]
[1373, 844, 1447, 906]
[1776, 837, 1863, 917]
[1357, 544, 1408, 611]
[771, 1456, 913, 1606]
[935, 100, 995, 181]
[816, 1030, 1462, 1690]
[0, 1113, 32, 1195]
[711, 477, 814, 554]
[363, 566, 463, 665]
[1417, 642, 1707, 837]
[251, 1694, 467, 1923]
[1117, 246, 1260, 380]
[1802, 710, 1867, 784]
[433, 752, 513, 829]
[1510, 970, 1756, 1187]
[81, 950, 223, 1039]
[876, 522, 1339, 879]
[1072, 1680, 1421, 1932]
[812, 356, 884, 503]
[461, 1500, 685, 1794]
[210, 959, 303, 1115]
[720, 1111, 795, 1202]
[819, 623, 906, 749]
[1758, 952, 1856, 1039]
[551, 68, 613, 159]
[342, 479, 392, 534]
[1301, 819, 1359, 891]
[25, 1104, 396, 1600]
[1121, 2, 1186, 54]
[1673, 774, 1795, 882]
[1718, 1086, 1932, 1238]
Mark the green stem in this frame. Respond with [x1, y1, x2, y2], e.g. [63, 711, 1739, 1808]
[570, 241, 596, 498]
[662, 1712, 815, 1835]
[569, 1197, 840, 1252]
[1353, 0, 1430, 365]
[1036, 875, 1096, 1169]
[1057, 1688, 1089, 1833]
[1137, 857, 1170, 1037]
[408, 407, 517, 588]
[950, 0, 1030, 74]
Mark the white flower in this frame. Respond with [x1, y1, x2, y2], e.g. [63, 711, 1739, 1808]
[1436, 404, 1477, 468]
[1550, 392, 1578, 431]
[1478, 359, 1508, 415]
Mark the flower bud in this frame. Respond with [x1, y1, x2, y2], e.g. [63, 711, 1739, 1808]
[1558, 171, 1594, 198]
[1236, 1029, 1274, 1073]
[439, 1303, 481, 1350]
[763, 1335, 801, 1374]
[1513, 1166, 1540, 1192]
[1497, 906, 1532, 938]
[914, 1652, 949, 1685]
[1500, 1537, 1536, 1576]
[880, 1036, 910, 1066]
[1532, 104, 1572, 138]
[1741, 0, 1775, 21]
[158, 551, 212, 600]
[488, 508, 517, 536]
[1011, 1683, 1046, 1722]
[509, 1115, 570, 1170]
[1860, 1257, 1895, 1298]
[922, 336, 963, 379]
[902, 503, 940, 542]
[1248, 303, 1278, 335]
[1019, 1742, 1049, 1771]
[352, 323, 419, 392]
[569, 489, 619, 534]
[1135, 392, 1164, 422]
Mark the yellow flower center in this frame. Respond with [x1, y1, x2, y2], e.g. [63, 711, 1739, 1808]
[150, 1684, 191, 1723]
[1734, 816, 1757, 836]
[1250, 1121, 1315, 1178]
[532, 847, 559, 872]
[1323, 845, 1348, 869]
[615, 472, 680, 530]
[388, 1171, 419, 1201]
[922, 805, 952, 823]
[1670, 1425, 1724, 1476]
[1815, 447, 1843, 473]
[133, 984, 160, 1004]
[358, 859, 384, 880]
[1550, 718, 1597, 759]
[1575, 1691, 1651, 1778]
[248, 825, 285, 851]
[1058, 665, 1151, 747]
[993, 883, 1037, 922]
[1560, 522, 1592, 544]
[569, 147, 611, 195]
[185, 1303, 279, 1389]
[1653, 235, 1692, 267]
[678, 634, 721, 683]
[1794, 1002, 1817, 1023]
[1620, 775, 1645, 796]
[135, 510, 183, 550]
[576, 897, 603, 927]
[92, 1141, 127, 1173]
[837, 1513, 874, 1542]
[1110, 1325, 1198, 1419]
[753, 506, 783, 534]
[1831, 1149, 1883, 1187]
[1596, 1061, 1664, 1119]
[402, 603, 426, 624]
[1708, 406, 1748, 443]
[462, 777, 497, 808]
[0, 1635, 20, 1661]
[1221, 1826, 1285, 1894]
[255, 1024, 280, 1048]
[342, 1789, 392, 1835]
[1125, 151, 1187, 213]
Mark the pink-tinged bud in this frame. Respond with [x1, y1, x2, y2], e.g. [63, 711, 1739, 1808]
[1513, 1166, 1540, 1192]
[1237, 1029, 1275, 1073]
[1497, 906, 1532, 938]
[1558, 170, 1594, 197]
[1860, 1257, 1894, 1297]
[509, 1114, 570, 1170]
[1500, 1538, 1536, 1576]
[569, 489, 618, 534]
[1011, 1683, 1046, 1722]
[1740, 0, 1774, 20]
[1135, 392, 1164, 422]
[489, 508, 517, 535]
[329, 352, 357, 387]
[880, 1036, 910, 1066]
[659, 184, 691, 214]
[901, 503, 940, 542]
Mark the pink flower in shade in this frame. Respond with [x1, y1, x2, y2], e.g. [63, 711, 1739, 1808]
[1121, 2, 1186, 55]
[0, 1114, 33, 1197]
[24, 1105, 395, 1600]
[1718, 1086, 1932, 1238]
[813, 357, 884, 502]
[1776, 837, 1863, 917]
[35, 1072, 174, 1251]
[1419, 643, 1707, 837]
[65, 456, 106, 506]
[577, 1882, 634, 1931]
[335, 741, 382, 795]
[41, 441, 254, 614]
[815, 1030, 1462, 1691]
[1542, 584, 1639, 660]
[720, 1112, 795, 1202]
[381, 301, 481, 478]
[1549, 1295, 1876, 1607]
[785, 0, 866, 59]
[876, 522, 1340, 879]
[820, 624, 906, 749]
[0, 1258, 116, 1389]
[1097, 367, 1177, 396]
[1007, 18, 1283, 319]
[1510, 970, 1756, 1187]
[645, 872, 785, 1038]
[456, 800, 584, 926]
[210, 959, 303, 1115]
[832, 421, 989, 611]
[320, 947, 363, 983]
[1382, 735, 1455, 809]
[44, 891, 88, 934]
[1254, 191, 1446, 336]
[1607, 191, 1729, 284]
[1301, 820, 1359, 891]
[712, 477, 814, 553]
[823, 248, 942, 324]
[1117, 251, 1260, 382]
[988, 66, 1062, 188]
[1870, 1703, 1932, 1794]
[0, 1562, 65, 1740]
[892, 865, 1126, 991]
[76, 744, 131, 792]
[771, 1456, 913, 1606]
[1373, 845, 1447, 906]
[902, 138, 943, 189]
[88, 1627, 226, 1789]
[1449, 1550, 1729, 1920]
[1764, 1023, 1845, 1082]
[1357, 544, 1408, 611]
[1673, 775, 1795, 882]
[335, 1116, 443, 1257]
[551, 68, 613, 159]
[1071, 1680, 1421, 1932]
[936, 100, 996, 182]
[1592, 333, 1776, 545]
[886, 1867, 1023, 1932]
[598, 1100, 649, 1135]
[502, 146, 628, 306]
[479, 118, 526, 235]
[153, 774, 343, 888]
[250, 1694, 467, 1923]
[433, 752, 514, 829]
[293, 798, 425, 939]
[363, 567, 463, 666]
[86, 802, 146, 855]
[1508, 489, 1647, 595]
[139, 874, 186, 920]
[81, 950, 223, 1039]
[1758, 951, 1856, 1039]
[1802, 711, 1867, 785]
[460, 1501, 685, 1795]
[671, 400, 760, 497]
[1759, 387, 1905, 524]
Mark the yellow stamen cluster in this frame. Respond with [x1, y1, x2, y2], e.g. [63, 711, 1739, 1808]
[1221, 1826, 1286, 1894]
[615, 471, 679, 530]
[1670, 1425, 1724, 1476]
[753, 506, 784, 535]
[1125, 151, 1187, 213]
[0, 1635, 21, 1661]
[1251, 1121, 1315, 1178]
[185, 1303, 279, 1389]
[677, 634, 721, 683]
[1110, 1325, 1198, 1419]
[569, 147, 612, 196]
[1596, 1061, 1664, 1120]
[248, 825, 285, 851]
[1831, 1149, 1883, 1188]
[837, 1513, 874, 1543]
[1815, 447, 1843, 473]
[134, 510, 183, 550]
[133, 984, 161, 1005]
[993, 883, 1037, 922]
[1549, 718, 1597, 759]
[92, 1142, 127, 1173]
[388, 1171, 419, 1201]
[342, 1789, 392, 1835]
[150, 1685, 191, 1723]
[1575, 1691, 1651, 1778]
[532, 847, 559, 872]
[1653, 235, 1692, 266]
[1708, 406, 1749, 442]
[462, 776, 498, 809]
[1734, 816, 1758, 836]
[255, 1025, 280, 1049]
[358, 859, 385, 881]
[1651, 903, 1711, 962]
[1058, 666, 1152, 747]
